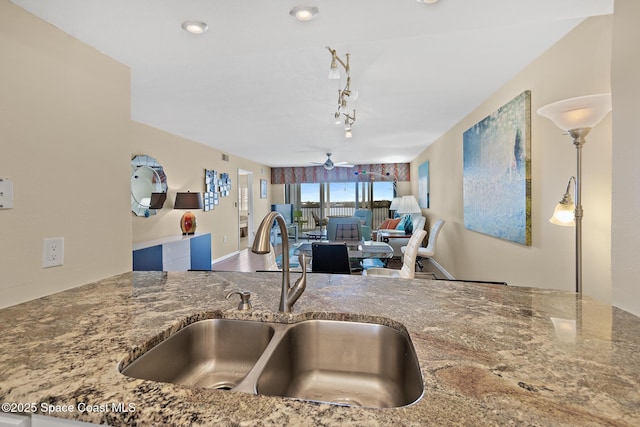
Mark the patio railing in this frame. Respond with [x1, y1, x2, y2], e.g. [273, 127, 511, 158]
[297, 201, 391, 232]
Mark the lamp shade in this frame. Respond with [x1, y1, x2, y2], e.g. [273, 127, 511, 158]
[549, 200, 575, 226]
[389, 197, 401, 211]
[396, 195, 421, 214]
[174, 192, 203, 209]
[537, 93, 611, 131]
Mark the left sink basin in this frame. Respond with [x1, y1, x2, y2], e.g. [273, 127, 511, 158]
[120, 319, 275, 389]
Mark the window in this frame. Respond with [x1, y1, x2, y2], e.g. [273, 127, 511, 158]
[287, 180, 395, 229]
[373, 181, 395, 202]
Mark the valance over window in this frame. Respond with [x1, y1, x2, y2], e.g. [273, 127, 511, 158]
[271, 163, 410, 184]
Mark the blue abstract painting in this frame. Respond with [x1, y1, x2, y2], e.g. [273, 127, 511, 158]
[418, 161, 430, 208]
[463, 91, 531, 245]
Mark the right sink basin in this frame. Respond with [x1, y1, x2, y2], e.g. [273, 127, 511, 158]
[256, 320, 424, 408]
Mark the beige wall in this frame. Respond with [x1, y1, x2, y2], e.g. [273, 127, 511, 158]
[0, 1, 132, 308]
[0, 1, 272, 309]
[411, 16, 614, 303]
[131, 122, 271, 261]
[611, 0, 640, 315]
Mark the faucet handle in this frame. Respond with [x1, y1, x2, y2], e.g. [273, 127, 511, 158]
[226, 290, 253, 311]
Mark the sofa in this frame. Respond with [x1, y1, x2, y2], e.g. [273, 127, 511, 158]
[375, 215, 426, 257]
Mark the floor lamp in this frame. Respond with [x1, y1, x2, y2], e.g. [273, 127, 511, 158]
[537, 93, 612, 293]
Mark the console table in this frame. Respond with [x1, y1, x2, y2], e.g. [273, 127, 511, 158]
[377, 230, 412, 243]
[132, 233, 211, 271]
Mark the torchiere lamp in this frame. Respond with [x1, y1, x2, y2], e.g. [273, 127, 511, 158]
[537, 93, 612, 293]
[174, 191, 203, 235]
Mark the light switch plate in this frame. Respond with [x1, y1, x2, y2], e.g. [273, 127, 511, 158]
[0, 177, 14, 209]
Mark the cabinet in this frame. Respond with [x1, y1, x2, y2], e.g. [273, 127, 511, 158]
[0, 414, 101, 427]
[132, 233, 211, 271]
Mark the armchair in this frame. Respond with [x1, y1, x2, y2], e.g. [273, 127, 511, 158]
[353, 209, 372, 241]
[376, 215, 426, 257]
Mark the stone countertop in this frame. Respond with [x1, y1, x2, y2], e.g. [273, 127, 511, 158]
[0, 271, 639, 426]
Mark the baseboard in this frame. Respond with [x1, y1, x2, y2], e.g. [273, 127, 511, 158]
[429, 258, 455, 280]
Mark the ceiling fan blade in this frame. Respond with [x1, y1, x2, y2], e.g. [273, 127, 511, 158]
[334, 164, 354, 168]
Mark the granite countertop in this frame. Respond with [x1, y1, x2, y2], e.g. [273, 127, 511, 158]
[0, 271, 639, 426]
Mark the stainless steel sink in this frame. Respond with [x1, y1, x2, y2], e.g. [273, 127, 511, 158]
[120, 319, 275, 389]
[120, 318, 423, 408]
[256, 320, 424, 408]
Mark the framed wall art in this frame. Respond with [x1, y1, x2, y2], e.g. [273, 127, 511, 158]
[418, 161, 430, 209]
[203, 169, 218, 211]
[463, 90, 531, 245]
[260, 179, 267, 199]
[219, 173, 231, 197]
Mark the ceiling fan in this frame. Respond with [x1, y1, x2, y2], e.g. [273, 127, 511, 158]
[311, 153, 354, 171]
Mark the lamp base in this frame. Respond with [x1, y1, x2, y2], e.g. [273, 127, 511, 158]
[180, 211, 197, 235]
[404, 216, 413, 234]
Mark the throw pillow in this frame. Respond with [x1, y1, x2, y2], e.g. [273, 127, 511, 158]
[380, 218, 401, 230]
[396, 215, 409, 230]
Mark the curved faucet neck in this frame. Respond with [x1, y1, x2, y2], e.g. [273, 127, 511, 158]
[252, 211, 306, 313]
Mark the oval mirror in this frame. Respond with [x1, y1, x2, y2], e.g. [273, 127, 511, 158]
[131, 155, 168, 217]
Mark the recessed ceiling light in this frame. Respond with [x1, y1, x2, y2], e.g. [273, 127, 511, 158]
[417, 0, 439, 3]
[289, 6, 319, 22]
[181, 21, 208, 34]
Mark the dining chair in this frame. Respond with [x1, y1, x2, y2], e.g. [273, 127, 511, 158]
[335, 223, 361, 241]
[413, 219, 446, 270]
[327, 217, 362, 241]
[363, 229, 427, 279]
[293, 210, 308, 231]
[311, 242, 352, 274]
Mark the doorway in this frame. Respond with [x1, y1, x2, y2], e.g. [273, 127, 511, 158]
[238, 169, 254, 250]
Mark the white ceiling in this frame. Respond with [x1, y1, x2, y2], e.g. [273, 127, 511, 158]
[11, 0, 613, 168]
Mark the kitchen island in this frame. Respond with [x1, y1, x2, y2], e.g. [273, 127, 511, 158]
[0, 271, 638, 426]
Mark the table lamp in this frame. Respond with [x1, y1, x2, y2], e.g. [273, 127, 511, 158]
[396, 195, 421, 234]
[174, 191, 203, 235]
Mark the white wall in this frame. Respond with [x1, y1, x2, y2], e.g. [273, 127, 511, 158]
[611, 0, 640, 316]
[411, 16, 614, 303]
[0, 1, 132, 308]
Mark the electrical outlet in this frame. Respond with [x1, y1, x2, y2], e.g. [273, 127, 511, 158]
[43, 238, 64, 268]
[223, 235, 228, 243]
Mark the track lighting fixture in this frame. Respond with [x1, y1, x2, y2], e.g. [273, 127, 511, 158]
[327, 46, 357, 137]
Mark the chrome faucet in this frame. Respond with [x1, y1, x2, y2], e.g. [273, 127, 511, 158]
[252, 212, 307, 313]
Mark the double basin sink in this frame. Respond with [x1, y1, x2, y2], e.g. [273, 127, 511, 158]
[120, 317, 424, 408]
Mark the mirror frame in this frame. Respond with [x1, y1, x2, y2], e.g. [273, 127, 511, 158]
[131, 155, 168, 217]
